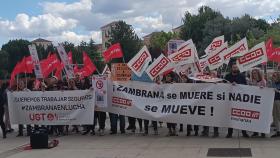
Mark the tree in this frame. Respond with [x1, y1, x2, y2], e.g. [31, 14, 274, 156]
[108, 21, 143, 63]
[180, 6, 223, 53]
[0, 50, 9, 79]
[149, 31, 178, 58]
[1, 39, 31, 73]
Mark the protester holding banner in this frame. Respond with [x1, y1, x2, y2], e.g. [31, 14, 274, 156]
[199, 70, 220, 138]
[224, 63, 250, 138]
[67, 79, 81, 134]
[248, 68, 266, 138]
[127, 117, 143, 133]
[271, 72, 280, 138]
[0, 83, 7, 138]
[178, 73, 199, 136]
[2, 82, 13, 133]
[163, 72, 178, 136]
[16, 80, 32, 137]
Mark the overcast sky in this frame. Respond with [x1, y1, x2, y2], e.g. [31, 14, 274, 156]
[0, 0, 279, 46]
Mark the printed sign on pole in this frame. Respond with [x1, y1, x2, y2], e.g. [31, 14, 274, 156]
[111, 63, 131, 81]
[92, 75, 108, 108]
[56, 44, 75, 79]
[127, 46, 152, 77]
[207, 42, 228, 70]
[28, 44, 43, 79]
[237, 42, 267, 72]
[146, 54, 170, 81]
[220, 38, 248, 65]
[205, 35, 225, 55]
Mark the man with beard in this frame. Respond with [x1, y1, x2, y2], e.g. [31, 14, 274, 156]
[224, 63, 249, 138]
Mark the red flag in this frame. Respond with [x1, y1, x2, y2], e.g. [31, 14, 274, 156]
[102, 43, 123, 62]
[272, 48, 280, 62]
[80, 52, 96, 77]
[265, 38, 280, 63]
[41, 54, 60, 78]
[74, 63, 80, 74]
[266, 38, 273, 58]
[22, 56, 34, 73]
[54, 62, 64, 80]
[68, 51, 73, 64]
[9, 57, 28, 86]
[9, 63, 21, 86]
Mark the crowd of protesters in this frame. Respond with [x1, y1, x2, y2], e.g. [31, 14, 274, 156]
[1, 62, 280, 139]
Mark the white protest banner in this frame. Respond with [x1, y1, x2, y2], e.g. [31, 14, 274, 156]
[28, 44, 43, 79]
[92, 75, 108, 108]
[103, 81, 274, 133]
[8, 90, 95, 125]
[56, 44, 75, 79]
[221, 38, 248, 65]
[127, 46, 152, 77]
[207, 42, 228, 70]
[146, 54, 170, 81]
[205, 35, 224, 55]
[237, 42, 267, 73]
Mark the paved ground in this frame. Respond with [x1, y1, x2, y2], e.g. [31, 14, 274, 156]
[1, 124, 280, 158]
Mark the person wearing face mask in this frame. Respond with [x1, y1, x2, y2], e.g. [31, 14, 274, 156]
[224, 63, 249, 138]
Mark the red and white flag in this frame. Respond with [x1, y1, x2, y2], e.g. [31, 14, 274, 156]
[23, 56, 34, 74]
[146, 54, 170, 81]
[102, 43, 123, 62]
[41, 54, 60, 78]
[205, 35, 224, 55]
[168, 40, 196, 65]
[271, 48, 280, 63]
[28, 45, 43, 78]
[207, 42, 228, 70]
[220, 38, 248, 65]
[237, 42, 267, 72]
[266, 38, 280, 63]
[127, 46, 152, 77]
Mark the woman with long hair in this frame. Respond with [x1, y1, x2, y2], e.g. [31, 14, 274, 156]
[249, 68, 266, 138]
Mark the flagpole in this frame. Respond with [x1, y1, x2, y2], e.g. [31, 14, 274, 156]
[223, 64, 229, 79]
[16, 74, 19, 91]
[25, 72, 27, 88]
[95, 68, 101, 75]
[122, 57, 126, 63]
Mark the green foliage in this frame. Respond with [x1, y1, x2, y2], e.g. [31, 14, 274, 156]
[180, 6, 271, 55]
[0, 50, 9, 79]
[108, 21, 143, 63]
[180, 6, 223, 54]
[1, 39, 31, 73]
